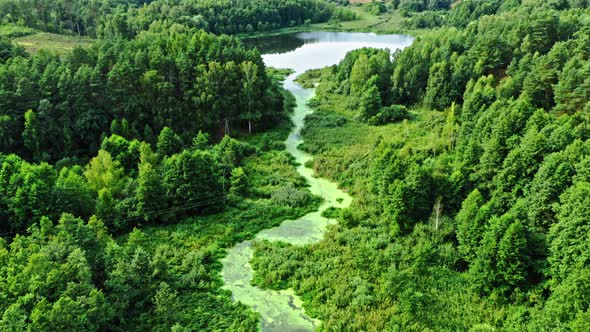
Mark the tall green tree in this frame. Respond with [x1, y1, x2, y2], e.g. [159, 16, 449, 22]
[84, 150, 125, 196]
[157, 127, 183, 157]
[241, 61, 262, 134]
[135, 143, 164, 222]
[22, 109, 42, 161]
[359, 82, 383, 121]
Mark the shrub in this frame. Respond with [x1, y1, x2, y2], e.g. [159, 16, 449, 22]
[271, 184, 315, 207]
[368, 105, 410, 125]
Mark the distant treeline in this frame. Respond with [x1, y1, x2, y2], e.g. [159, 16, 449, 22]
[0, 0, 357, 37]
[403, 0, 590, 28]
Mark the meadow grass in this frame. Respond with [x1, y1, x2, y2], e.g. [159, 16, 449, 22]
[13, 32, 94, 54]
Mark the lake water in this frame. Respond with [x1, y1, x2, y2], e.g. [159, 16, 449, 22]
[221, 31, 414, 332]
[244, 31, 414, 78]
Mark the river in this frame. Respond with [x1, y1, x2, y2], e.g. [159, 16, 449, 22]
[221, 31, 414, 332]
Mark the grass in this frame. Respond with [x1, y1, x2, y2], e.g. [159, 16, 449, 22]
[295, 68, 323, 88]
[13, 32, 94, 54]
[0, 24, 37, 38]
[315, 6, 418, 34]
[295, 67, 447, 192]
[0, 23, 94, 55]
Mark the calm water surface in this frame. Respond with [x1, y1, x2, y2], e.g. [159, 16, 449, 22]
[221, 31, 414, 332]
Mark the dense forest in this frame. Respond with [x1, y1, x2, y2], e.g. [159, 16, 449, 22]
[0, 0, 356, 37]
[0, 27, 284, 162]
[250, 0, 590, 331]
[1, 0, 590, 330]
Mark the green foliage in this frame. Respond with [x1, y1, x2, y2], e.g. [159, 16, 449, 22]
[84, 150, 125, 196]
[55, 166, 95, 220]
[0, 0, 354, 38]
[366, 1, 387, 15]
[0, 214, 112, 330]
[192, 131, 210, 150]
[334, 47, 394, 105]
[135, 144, 164, 223]
[0, 104, 320, 330]
[22, 109, 41, 160]
[359, 83, 383, 121]
[368, 104, 410, 125]
[321, 206, 343, 219]
[229, 167, 247, 200]
[469, 213, 534, 297]
[456, 189, 488, 263]
[0, 24, 36, 38]
[161, 150, 222, 215]
[1, 0, 590, 330]
[248, 3, 590, 330]
[548, 181, 590, 284]
[101, 134, 141, 174]
[0, 28, 284, 162]
[157, 127, 183, 157]
[349, 53, 372, 96]
[370, 145, 436, 235]
[271, 184, 318, 208]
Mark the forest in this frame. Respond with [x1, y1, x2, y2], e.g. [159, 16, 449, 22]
[0, 0, 356, 38]
[1, 0, 590, 330]
[250, 0, 590, 331]
[0, 11, 321, 328]
[0, 27, 290, 162]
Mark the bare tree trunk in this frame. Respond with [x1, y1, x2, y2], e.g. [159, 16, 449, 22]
[434, 196, 443, 232]
[433, 142, 437, 158]
[248, 120, 252, 135]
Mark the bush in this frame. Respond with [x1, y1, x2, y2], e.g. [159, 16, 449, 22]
[368, 105, 410, 125]
[366, 2, 387, 15]
[321, 206, 342, 219]
[271, 184, 315, 207]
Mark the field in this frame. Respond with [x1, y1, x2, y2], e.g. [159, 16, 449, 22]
[315, 6, 424, 34]
[13, 32, 94, 54]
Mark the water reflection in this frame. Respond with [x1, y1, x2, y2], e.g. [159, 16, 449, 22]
[246, 31, 414, 76]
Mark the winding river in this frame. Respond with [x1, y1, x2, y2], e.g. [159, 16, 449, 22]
[221, 32, 414, 331]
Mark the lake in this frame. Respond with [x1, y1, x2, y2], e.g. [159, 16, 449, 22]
[245, 31, 414, 77]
